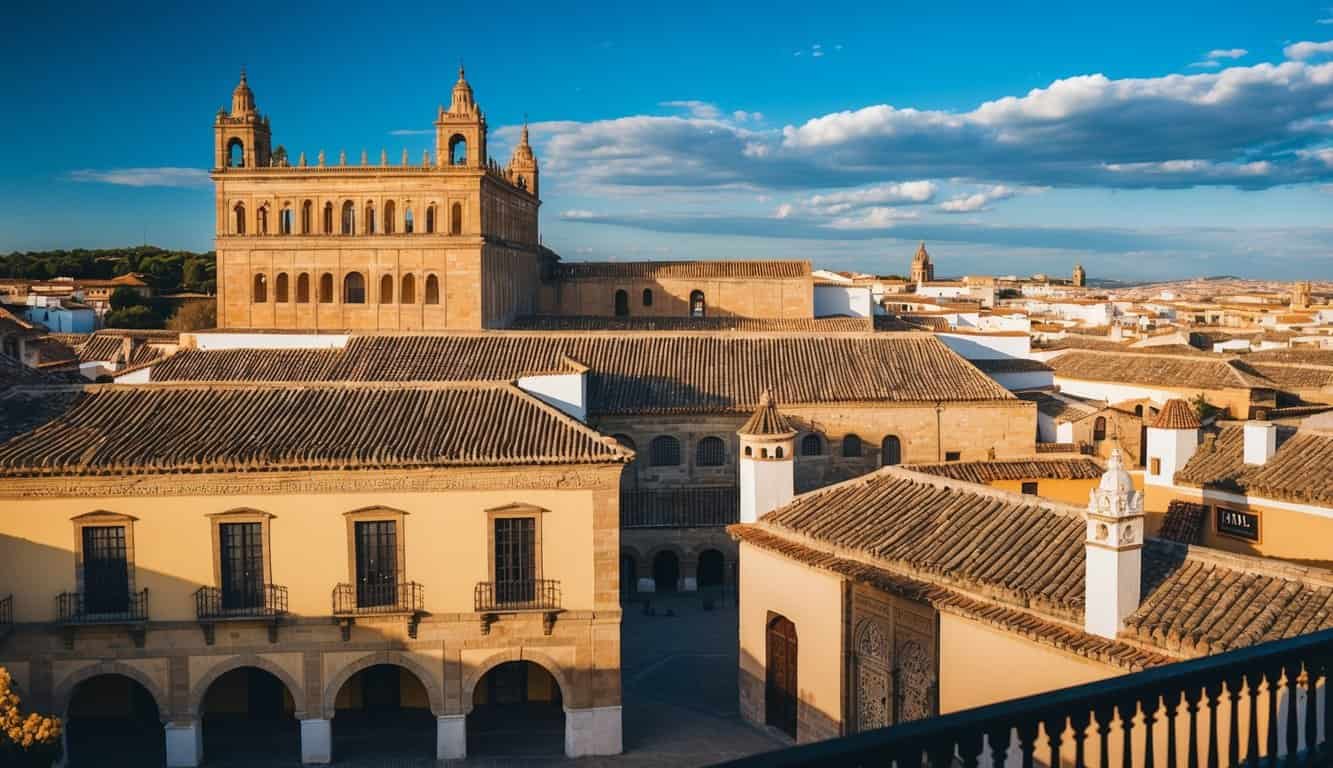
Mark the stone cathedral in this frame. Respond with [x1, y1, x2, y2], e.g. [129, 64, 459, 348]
[212, 68, 542, 331]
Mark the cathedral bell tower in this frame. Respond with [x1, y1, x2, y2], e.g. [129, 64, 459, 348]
[435, 66, 487, 168]
[508, 123, 539, 197]
[214, 69, 271, 170]
[1084, 448, 1144, 639]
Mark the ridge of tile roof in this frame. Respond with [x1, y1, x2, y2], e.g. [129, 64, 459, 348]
[508, 315, 872, 332]
[554, 260, 811, 280]
[1174, 424, 1333, 505]
[903, 457, 1104, 483]
[0, 381, 633, 478]
[738, 390, 797, 437]
[1049, 350, 1275, 390]
[736, 465, 1333, 660]
[147, 333, 1017, 412]
[1150, 399, 1201, 430]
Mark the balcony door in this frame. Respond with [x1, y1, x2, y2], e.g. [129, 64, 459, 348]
[219, 522, 264, 610]
[355, 520, 398, 608]
[82, 525, 129, 614]
[494, 517, 536, 605]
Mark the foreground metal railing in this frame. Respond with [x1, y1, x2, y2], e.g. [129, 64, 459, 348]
[332, 581, 424, 615]
[194, 584, 288, 620]
[56, 588, 149, 624]
[474, 579, 561, 612]
[715, 627, 1333, 768]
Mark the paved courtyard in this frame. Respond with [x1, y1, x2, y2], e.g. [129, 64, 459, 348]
[190, 592, 785, 767]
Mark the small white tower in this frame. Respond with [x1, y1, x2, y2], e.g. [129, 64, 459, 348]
[738, 390, 797, 523]
[1144, 399, 1201, 487]
[1084, 447, 1144, 639]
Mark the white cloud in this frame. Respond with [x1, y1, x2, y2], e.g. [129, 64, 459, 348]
[389, 129, 432, 136]
[1284, 40, 1333, 59]
[827, 207, 918, 229]
[1188, 60, 1222, 69]
[659, 100, 722, 120]
[774, 203, 793, 219]
[807, 181, 938, 211]
[812, 51, 825, 58]
[69, 167, 210, 188]
[560, 209, 600, 219]
[1319, 18, 1333, 25]
[938, 185, 1017, 213]
[1206, 48, 1248, 59]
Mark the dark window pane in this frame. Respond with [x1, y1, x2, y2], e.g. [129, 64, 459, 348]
[495, 517, 536, 603]
[220, 522, 263, 609]
[355, 521, 398, 607]
[82, 526, 129, 613]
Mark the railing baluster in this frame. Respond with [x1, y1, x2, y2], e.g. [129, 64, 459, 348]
[1119, 699, 1137, 768]
[1322, 654, 1333, 765]
[1016, 719, 1037, 768]
[1304, 658, 1318, 768]
[958, 731, 983, 768]
[1093, 703, 1113, 768]
[1166, 689, 1180, 768]
[985, 726, 1008, 768]
[1071, 709, 1090, 768]
[1205, 680, 1221, 768]
[1266, 666, 1281, 768]
[1140, 692, 1159, 768]
[1285, 661, 1302, 764]
[1186, 684, 1201, 768]
[1245, 671, 1263, 768]
[1226, 675, 1243, 768]
[1043, 714, 1065, 768]
[927, 741, 955, 768]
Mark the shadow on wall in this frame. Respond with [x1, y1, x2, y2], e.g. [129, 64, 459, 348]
[736, 647, 841, 749]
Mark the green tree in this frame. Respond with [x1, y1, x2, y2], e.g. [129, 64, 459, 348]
[104, 305, 165, 330]
[109, 286, 148, 311]
[166, 300, 217, 331]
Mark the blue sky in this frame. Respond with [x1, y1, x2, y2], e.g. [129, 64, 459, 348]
[4, 1, 1333, 279]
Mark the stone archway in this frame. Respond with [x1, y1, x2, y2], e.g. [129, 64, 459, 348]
[461, 648, 574, 713]
[466, 655, 567, 757]
[55, 661, 170, 721]
[60, 666, 168, 767]
[321, 650, 444, 719]
[189, 653, 306, 719]
[193, 656, 304, 763]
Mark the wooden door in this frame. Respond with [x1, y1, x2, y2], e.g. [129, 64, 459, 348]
[766, 614, 798, 738]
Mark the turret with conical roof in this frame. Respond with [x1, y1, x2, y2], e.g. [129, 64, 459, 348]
[508, 122, 539, 197]
[738, 390, 797, 523]
[1145, 398, 1201, 487]
[436, 65, 487, 167]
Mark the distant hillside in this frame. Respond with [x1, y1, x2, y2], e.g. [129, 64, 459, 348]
[0, 246, 216, 295]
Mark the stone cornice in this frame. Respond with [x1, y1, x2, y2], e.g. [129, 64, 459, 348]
[0, 464, 622, 499]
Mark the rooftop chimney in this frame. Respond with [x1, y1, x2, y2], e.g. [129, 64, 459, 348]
[1084, 448, 1144, 639]
[1243, 421, 1277, 465]
[737, 390, 797, 524]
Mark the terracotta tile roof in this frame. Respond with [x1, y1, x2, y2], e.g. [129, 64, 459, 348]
[1018, 391, 1103, 422]
[1035, 442, 1083, 454]
[1175, 424, 1333, 505]
[904, 457, 1104, 483]
[1035, 336, 1215, 356]
[508, 315, 871, 332]
[1050, 350, 1274, 390]
[970, 358, 1053, 374]
[0, 305, 38, 335]
[1151, 399, 1201, 429]
[0, 388, 84, 442]
[1156, 500, 1206, 545]
[1248, 363, 1333, 389]
[77, 335, 125, 363]
[736, 466, 1333, 661]
[872, 315, 935, 332]
[0, 382, 632, 478]
[738, 390, 796, 437]
[1244, 348, 1333, 367]
[554, 260, 810, 280]
[150, 333, 1017, 412]
[730, 525, 1173, 671]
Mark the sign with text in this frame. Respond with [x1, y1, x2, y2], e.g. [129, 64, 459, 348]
[1215, 506, 1260, 542]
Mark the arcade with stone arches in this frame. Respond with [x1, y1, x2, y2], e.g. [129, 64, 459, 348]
[621, 535, 736, 598]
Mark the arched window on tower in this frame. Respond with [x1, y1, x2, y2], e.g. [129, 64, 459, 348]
[323, 202, 334, 234]
[425, 205, 436, 234]
[614, 289, 629, 317]
[384, 201, 396, 234]
[233, 203, 246, 235]
[257, 205, 269, 235]
[379, 274, 393, 304]
[696, 437, 726, 467]
[279, 206, 293, 235]
[800, 434, 823, 456]
[340, 202, 355, 235]
[343, 272, 366, 304]
[227, 138, 244, 168]
[401, 274, 416, 304]
[690, 290, 706, 318]
[450, 202, 463, 235]
[252, 273, 267, 303]
[1093, 416, 1108, 442]
[404, 207, 414, 234]
[643, 289, 654, 307]
[300, 200, 313, 234]
[449, 134, 468, 165]
[319, 273, 334, 303]
[275, 273, 289, 302]
[424, 274, 440, 305]
[842, 434, 863, 458]
[296, 273, 310, 303]
[364, 202, 376, 234]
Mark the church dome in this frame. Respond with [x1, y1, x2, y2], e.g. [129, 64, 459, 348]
[1098, 447, 1134, 496]
[510, 124, 536, 166]
[449, 65, 477, 114]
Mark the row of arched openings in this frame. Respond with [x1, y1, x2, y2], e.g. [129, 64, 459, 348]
[610, 289, 704, 317]
[232, 201, 463, 236]
[60, 659, 564, 764]
[625, 433, 902, 467]
[620, 548, 727, 596]
[253, 271, 441, 305]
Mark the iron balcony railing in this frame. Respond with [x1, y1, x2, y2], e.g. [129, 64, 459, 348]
[715, 627, 1333, 768]
[56, 588, 149, 624]
[475, 580, 561, 612]
[332, 581, 423, 615]
[194, 584, 288, 620]
[620, 488, 739, 529]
